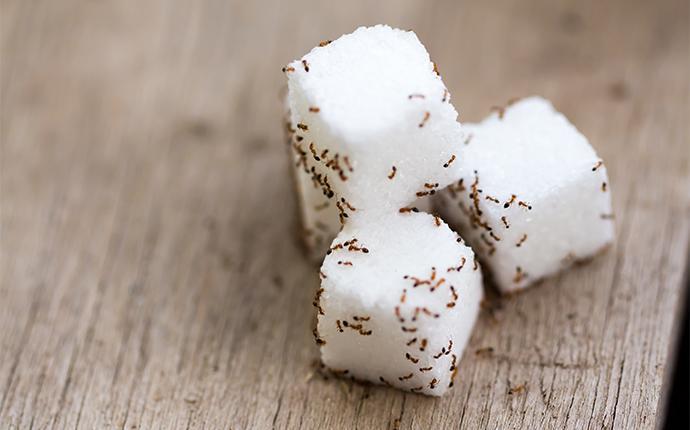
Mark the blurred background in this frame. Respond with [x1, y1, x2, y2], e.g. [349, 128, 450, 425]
[1, 0, 687, 428]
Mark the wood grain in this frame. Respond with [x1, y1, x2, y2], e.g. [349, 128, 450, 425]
[1, 0, 688, 428]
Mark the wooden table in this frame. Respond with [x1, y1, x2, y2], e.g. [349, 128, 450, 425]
[1, 0, 688, 428]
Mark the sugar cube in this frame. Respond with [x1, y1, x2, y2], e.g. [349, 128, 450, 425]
[285, 25, 464, 222]
[435, 97, 614, 292]
[314, 211, 483, 395]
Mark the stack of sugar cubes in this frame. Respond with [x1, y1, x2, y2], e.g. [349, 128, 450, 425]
[283, 25, 613, 396]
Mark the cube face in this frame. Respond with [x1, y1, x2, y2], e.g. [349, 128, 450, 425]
[436, 97, 614, 292]
[285, 25, 464, 220]
[286, 103, 437, 260]
[292, 156, 341, 258]
[315, 212, 483, 395]
[284, 110, 341, 259]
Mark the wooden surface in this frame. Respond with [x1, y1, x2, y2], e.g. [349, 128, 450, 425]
[1, 0, 688, 428]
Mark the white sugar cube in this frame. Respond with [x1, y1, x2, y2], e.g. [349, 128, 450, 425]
[285, 25, 463, 222]
[436, 97, 614, 293]
[314, 212, 483, 396]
